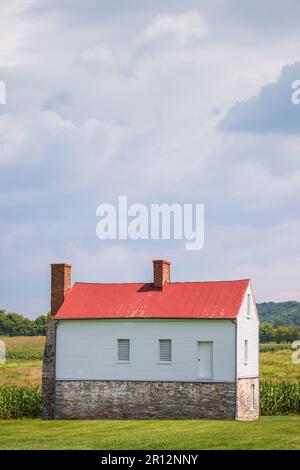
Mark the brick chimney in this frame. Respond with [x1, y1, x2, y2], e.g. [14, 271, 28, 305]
[152, 259, 171, 289]
[51, 263, 71, 315]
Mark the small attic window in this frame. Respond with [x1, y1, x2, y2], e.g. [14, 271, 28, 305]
[246, 294, 251, 319]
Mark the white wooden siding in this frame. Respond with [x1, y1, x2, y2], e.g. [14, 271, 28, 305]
[56, 319, 236, 382]
[236, 284, 259, 378]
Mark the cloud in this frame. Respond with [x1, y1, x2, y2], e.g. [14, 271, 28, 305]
[2, 1, 300, 317]
[141, 10, 208, 44]
[220, 62, 300, 134]
[0, 0, 38, 66]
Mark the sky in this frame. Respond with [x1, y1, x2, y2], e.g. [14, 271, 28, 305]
[1, 0, 300, 318]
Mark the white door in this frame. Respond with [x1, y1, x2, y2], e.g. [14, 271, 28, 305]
[197, 341, 213, 379]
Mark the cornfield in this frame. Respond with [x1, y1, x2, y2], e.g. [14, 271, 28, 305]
[0, 385, 42, 419]
[260, 380, 300, 415]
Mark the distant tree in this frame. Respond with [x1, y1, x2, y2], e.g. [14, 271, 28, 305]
[274, 325, 299, 343]
[0, 310, 8, 335]
[260, 323, 275, 343]
[4, 312, 36, 336]
[34, 315, 48, 336]
[260, 322, 300, 343]
[0, 310, 48, 336]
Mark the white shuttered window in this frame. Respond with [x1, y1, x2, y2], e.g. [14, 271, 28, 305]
[118, 339, 130, 361]
[159, 339, 172, 362]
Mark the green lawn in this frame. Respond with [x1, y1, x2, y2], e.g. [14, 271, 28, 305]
[0, 416, 299, 450]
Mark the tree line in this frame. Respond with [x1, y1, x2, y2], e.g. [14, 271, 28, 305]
[0, 310, 47, 337]
[259, 323, 299, 343]
[257, 301, 300, 343]
[257, 301, 300, 327]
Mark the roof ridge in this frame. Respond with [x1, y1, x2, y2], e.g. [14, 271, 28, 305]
[73, 279, 250, 286]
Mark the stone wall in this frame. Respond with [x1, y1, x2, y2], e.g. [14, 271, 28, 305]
[55, 380, 236, 419]
[42, 317, 56, 419]
[236, 377, 259, 420]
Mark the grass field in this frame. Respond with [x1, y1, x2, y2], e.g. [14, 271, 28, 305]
[1, 336, 45, 360]
[0, 336, 44, 387]
[1, 336, 299, 386]
[0, 416, 298, 450]
[260, 349, 300, 381]
[0, 359, 41, 387]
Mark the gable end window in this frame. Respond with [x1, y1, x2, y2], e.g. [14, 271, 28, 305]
[247, 293, 251, 319]
[159, 339, 172, 362]
[244, 339, 248, 365]
[117, 339, 130, 362]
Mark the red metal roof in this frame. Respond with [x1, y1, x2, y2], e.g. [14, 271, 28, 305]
[54, 279, 250, 320]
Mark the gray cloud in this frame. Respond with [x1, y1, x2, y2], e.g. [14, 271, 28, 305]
[220, 62, 300, 134]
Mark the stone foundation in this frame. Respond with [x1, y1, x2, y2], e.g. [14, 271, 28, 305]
[236, 377, 259, 420]
[54, 380, 237, 420]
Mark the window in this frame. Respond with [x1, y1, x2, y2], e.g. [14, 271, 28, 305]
[244, 339, 248, 365]
[159, 339, 172, 362]
[117, 339, 130, 362]
[247, 293, 251, 319]
[251, 384, 255, 410]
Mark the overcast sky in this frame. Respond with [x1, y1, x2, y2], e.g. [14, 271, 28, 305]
[1, 0, 300, 317]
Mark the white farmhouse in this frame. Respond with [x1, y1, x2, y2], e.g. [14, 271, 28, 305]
[43, 260, 259, 420]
